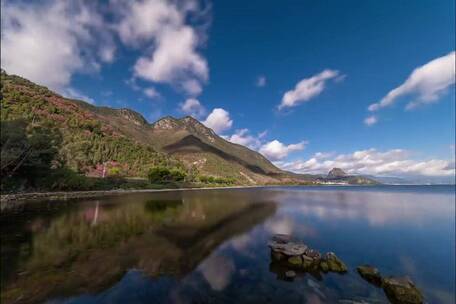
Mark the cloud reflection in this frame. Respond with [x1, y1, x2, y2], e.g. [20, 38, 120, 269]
[270, 189, 455, 227]
[198, 254, 235, 291]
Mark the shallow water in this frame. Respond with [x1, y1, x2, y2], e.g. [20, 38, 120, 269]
[1, 185, 455, 304]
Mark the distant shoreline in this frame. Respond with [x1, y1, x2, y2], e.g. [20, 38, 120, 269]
[2, 183, 453, 209]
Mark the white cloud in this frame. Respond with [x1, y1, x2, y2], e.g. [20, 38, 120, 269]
[180, 98, 206, 118]
[258, 130, 268, 139]
[259, 140, 307, 161]
[279, 148, 455, 177]
[364, 115, 378, 126]
[143, 87, 160, 99]
[369, 51, 456, 112]
[256, 75, 266, 87]
[1, 0, 114, 92]
[225, 129, 262, 150]
[181, 78, 203, 96]
[99, 45, 116, 63]
[279, 69, 340, 110]
[114, 0, 209, 96]
[63, 87, 95, 104]
[203, 108, 233, 133]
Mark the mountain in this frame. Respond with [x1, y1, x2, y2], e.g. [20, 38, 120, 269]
[1, 70, 297, 185]
[367, 175, 456, 185]
[319, 168, 379, 185]
[327, 168, 347, 178]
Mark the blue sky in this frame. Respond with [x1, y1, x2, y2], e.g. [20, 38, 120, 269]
[1, 0, 455, 179]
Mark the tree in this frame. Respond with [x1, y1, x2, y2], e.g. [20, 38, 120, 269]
[1, 119, 61, 189]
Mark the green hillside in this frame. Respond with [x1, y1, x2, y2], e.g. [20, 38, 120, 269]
[0, 71, 307, 192]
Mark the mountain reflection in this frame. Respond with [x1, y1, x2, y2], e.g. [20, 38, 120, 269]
[1, 194, 276, 304]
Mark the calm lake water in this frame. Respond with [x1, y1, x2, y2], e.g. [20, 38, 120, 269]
[1, 185, 455, 304]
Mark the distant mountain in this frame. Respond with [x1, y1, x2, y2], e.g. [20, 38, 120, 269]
[327, 168, 347, 178]
[366, 175, 456, 185]
[319, 168, 379, 185]
[0, 71, 299, 185]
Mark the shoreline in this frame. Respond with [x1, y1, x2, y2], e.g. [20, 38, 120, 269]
[2, 183, 450, 207]
[0, 185, 270, 205]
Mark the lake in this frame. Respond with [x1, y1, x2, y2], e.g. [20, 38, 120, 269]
[1, 185, 455, 304]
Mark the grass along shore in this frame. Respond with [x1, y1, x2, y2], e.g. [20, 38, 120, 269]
[0, 185, 272, 209]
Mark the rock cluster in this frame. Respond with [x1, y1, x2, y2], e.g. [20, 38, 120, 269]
[268, 234, 347, 273]
[356, 265, 423, 304]
[357, 265, 382, 287]
[382, 277, 423, 304]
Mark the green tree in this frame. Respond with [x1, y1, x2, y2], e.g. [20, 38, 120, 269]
[1, 119, 61, 190]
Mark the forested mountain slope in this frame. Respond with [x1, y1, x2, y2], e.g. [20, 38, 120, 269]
[0, 70, 297, 188]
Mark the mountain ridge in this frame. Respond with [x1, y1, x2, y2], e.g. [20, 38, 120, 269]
[0, 70, 292, 185]
[0, 70, 381, 186]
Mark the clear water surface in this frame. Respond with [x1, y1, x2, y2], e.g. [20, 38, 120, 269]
[1, 185, 454, 304]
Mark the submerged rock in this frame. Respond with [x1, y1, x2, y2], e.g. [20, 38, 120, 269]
[285, 270, 296, 279]
[322, 252, 347, 273]
[268, 234, 347, 275]
[287, 255, 303, 266]
[271, 250, 285, 261]
[357, 265, 382, 287]
[382, 276, 423, 304]
[319, 260, 329, 272]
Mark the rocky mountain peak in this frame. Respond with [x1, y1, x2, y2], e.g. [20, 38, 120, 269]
[179, 116, 216, 140]
[152, 116, 180, 130]
[118, 108, 147, 126]
[327, 168, 347, 178]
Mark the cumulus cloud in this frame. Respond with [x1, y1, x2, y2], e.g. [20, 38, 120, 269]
[143, 87, 160, 99]
[256, 75, 267, 87]
[364, 115, 378, 126]
[203, 108, 233, 133]
[1, 0, 114, 92]
[278, 148, 455, 177]
[225, 129, 262, 150]
[64, 87, 96, 104]
[279, 69, 341, 110]
[368, 51, 456, 112]
[114, 0, 209, 96]
[180, 98, 206, 118]
[259, 140, 307, 161]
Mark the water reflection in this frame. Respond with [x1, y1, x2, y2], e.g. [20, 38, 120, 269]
[1, 186, 454, 304]
[199, 254, 235, 291]
[1, 193, 276, 304]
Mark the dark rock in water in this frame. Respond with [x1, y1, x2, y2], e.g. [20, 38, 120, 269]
[268, 235, 347, 277]
[357, 265, 382, 287]
[322, 252, 348, 273]
[287, 255, 303, 267]
[305, 248, 322, 260]
[301, 255, 316, 269]
[382, 277, 423, 304]
[271, 250, 285, 261]
[268, 240, 308, 256]
[319, 260, 329, 273]
[285, 270, 296, 279]
[271, 234, 292, 244]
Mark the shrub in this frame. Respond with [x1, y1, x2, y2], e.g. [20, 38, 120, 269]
[147, 166, 187, 184]
[198, 175, 235, 185]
